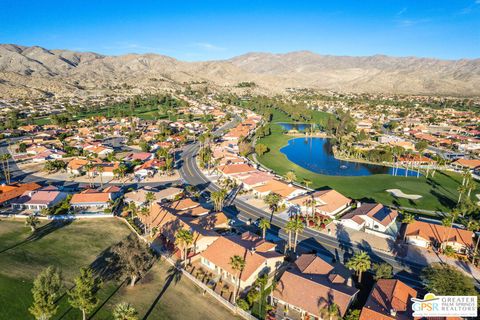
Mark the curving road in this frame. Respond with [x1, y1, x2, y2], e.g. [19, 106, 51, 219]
[179, 122, 431, 289]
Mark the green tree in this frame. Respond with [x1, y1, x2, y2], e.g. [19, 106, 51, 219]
[264, 192, 281, 221]
[29, 266, 63, 320]
[415, 141, 429, 153]
[26, 214, 40, 232]
[422, 263, 478, 296]
[346, 251, 371, 283]
[175, 228, 194, 268]
[255, 143, 268, 156]
[372, 262, 393, 280]
[68, 267, 101, 320]
[258, 218, 270, 239]
[230, 255, 246, 305]
[145, 191, 156, 206]
[302, 178, 312, 189]
[113, 302, 138, 320]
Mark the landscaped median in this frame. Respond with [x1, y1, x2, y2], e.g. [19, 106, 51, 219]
[255, 122, 477, 212]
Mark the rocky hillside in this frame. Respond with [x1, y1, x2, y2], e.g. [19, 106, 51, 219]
[0, 44, 479, 98]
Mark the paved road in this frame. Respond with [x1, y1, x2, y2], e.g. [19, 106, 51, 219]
[178, 122, 433, 289]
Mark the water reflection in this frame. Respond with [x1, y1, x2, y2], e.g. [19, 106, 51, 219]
[277, 122, 312, 132]
[280, 137, 419, 177]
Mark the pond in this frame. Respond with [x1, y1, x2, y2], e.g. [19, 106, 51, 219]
[277, 122, 313, 132]
[280, 137, 419, 177]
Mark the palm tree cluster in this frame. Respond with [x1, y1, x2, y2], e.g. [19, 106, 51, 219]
[0, 153, 12, 184]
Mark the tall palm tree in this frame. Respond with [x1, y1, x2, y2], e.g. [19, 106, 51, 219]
[319, 302, 340, 320]
[211, 189, 227, 212]
[97, 165, 104, 188]
[229, 255, 246, 305]
[457, 184, 468, 204]
[401, 212, 415, 241]
[128, 202, 137, 219]
[0, 153, 12, 184]
[25, 214, 40, 232]
[258, 218, 270, 239]
[292, 218, 304, 253]
[139, 206, 150, 235]
[284, 220, 295, 253]
[442, 209, 459, 252]
[264, 192, 281, 222]
[175, 228, 194, 268]
[346, 251, 371, 283]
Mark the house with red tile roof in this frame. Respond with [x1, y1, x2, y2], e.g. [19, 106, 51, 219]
[405, 220, 474, 254]
[359, 279, 417, 320]
[451, 158, 480, 171]
[287, 189, 351, 217]
[70, 189, 114, 212]
[123, 152, 154, 162]
[272, 254, 358, 319]
[253, 179, 305, 199]
[0, 183, 42, 207]
[11, 187, 69, 212]
[199, 232, 283, 289]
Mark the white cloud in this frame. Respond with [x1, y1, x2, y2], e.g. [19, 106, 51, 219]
[193, 42, 226, 51]
[396, 7, 407, 16]
[395, 18, 430, 27]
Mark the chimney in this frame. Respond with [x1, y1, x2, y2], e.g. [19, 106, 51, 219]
[357, 201, 361, 208]
[390, 309, 397, 317]
[250, 247, 256, 255]
[347, 277, 353, 287]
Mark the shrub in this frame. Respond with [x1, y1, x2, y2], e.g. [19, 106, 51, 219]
[236, 299, 250, 311]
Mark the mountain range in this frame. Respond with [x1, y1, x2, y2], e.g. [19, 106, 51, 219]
[0, 44, 479, 98]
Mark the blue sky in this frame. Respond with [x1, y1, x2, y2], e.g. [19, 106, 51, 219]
[1, 1, 479, 61]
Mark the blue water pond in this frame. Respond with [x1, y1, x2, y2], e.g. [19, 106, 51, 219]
[280, 137, 419, 177]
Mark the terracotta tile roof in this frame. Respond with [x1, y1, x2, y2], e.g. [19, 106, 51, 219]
[219, 163, 256, 175]
[406, 220, 474, 247]
[0, 183, 42, 204]
[452, 158, 480, 169]
[273, 255, 358, 317]
[359, 279, 417, 320]
[290, 189, 351, 214]
[253, 180, 301, 198]
[70, 190, 111, 204]
[199, 232, 280, 282]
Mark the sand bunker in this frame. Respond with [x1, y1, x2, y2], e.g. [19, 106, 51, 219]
[386, 189, 422, 200]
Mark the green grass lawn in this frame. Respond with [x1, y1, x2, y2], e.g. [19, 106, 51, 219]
[0, 219, 239, 320]
[257, 122, 476, 212]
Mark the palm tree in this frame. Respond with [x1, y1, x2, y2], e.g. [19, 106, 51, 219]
[128, 202, 137, 219]
[457, 184, 467, 204]
[284, 220, 295, 253]
[292, 218, 304, 253]
[319, 302, 340, 320]
[97, 165, 104, 188]
[285, 171, 296, 183]
[0, 153, 12, 184]
[25, 214, 40, 232]
[113, 302, 138, 320]
[258, 218, 270, 239]
[264, 192, 281, 222]
[401, 212, 415, 241]
[441, 209, 459, 252]
[175, 228, 194, 268]
[139, 206, 150, 234]
[145, 191, 156, 206]
[211, 189, 227, 212]
[229, 255, 246, 305]
[302, 178, 312, 189]
[346, 251, 371, 283]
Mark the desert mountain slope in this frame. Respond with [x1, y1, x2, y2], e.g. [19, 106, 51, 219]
[0, 44, 479, 98]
